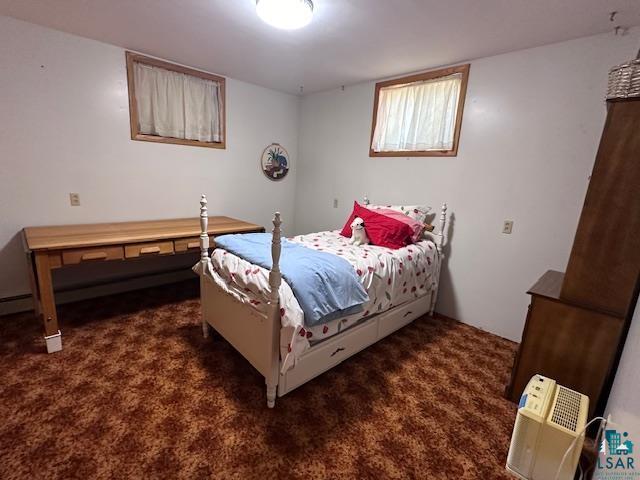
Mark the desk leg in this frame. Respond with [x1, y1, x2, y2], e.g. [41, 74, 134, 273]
[26, 251, 41, 317]
[34, 251, 62, 353]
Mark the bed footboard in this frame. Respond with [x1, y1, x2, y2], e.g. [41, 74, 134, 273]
[198, 195, 282, 408]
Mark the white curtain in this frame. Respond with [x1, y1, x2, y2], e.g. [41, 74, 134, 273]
[134, 62, 222, 142]
[371, 73, 462, 152]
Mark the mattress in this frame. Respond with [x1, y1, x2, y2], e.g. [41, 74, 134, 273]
[201, 230, 440, 371]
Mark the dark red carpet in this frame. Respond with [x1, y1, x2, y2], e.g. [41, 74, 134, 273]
[0, 280, 517, 479]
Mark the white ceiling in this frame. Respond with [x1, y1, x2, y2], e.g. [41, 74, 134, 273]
[1, 0, 639, 94]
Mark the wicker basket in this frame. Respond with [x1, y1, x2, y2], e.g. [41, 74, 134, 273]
[607, 56, 640, 100]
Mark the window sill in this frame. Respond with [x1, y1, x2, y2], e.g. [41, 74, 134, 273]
[132, 133, 226, 149]
[369, 148, 458, 157]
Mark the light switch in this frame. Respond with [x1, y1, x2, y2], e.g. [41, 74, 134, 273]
[502, 220, 514, 234]
[70, 193, 80, 206]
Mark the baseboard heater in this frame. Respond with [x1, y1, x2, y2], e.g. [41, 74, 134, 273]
[0, 268, 196, 317]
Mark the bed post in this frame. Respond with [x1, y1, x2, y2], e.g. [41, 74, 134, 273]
[265, 212, 282, 408]
[199, 194, 211, 338]
[430, 203, 447, 316]
[437, 203, 447, 256]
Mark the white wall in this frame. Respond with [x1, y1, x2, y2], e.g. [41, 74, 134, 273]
[294, 28, 640, 341]
[0, 15, 299, 300]
[606, 297, 640, 442]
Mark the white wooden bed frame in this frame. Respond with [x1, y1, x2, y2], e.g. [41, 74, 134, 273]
[197, 195, 447, 407]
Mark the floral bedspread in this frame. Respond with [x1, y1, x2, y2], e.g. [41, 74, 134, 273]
[201, 230, 440, 372]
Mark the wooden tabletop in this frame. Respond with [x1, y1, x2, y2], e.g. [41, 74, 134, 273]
[528, 269, 621, 317]
[527, 270, 565, 300]
[23, 216, 264, 251]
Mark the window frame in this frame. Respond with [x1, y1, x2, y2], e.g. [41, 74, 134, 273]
[125, 51, 226, 149]
[369, 64, 470, 158]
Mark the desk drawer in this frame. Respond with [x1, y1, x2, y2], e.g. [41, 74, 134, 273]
[174, 237, 201, 253]
[125, 241, 174, 258]
[62, 246, 124, 265]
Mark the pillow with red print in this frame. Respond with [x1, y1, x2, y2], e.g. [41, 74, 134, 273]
[366, 204, 431, 224]
[340, 202, 414, 249]
[371, 207, 425, 243]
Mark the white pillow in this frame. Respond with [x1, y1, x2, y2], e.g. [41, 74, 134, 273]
[366, 204, 431, 224]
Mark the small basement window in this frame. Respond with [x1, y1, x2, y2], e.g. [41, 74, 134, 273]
[126, 52, 225, 149]
[370, 64, 469, 157]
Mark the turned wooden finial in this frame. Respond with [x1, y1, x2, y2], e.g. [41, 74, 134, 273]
[269, 212, 282, 303]
[440, 203, 447, 225]
[199, 195, 210, 262]
[200, 195, 208, 221]
[437, 203, 447, 254]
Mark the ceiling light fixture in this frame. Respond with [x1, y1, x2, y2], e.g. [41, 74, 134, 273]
[256, 0, 314, 30]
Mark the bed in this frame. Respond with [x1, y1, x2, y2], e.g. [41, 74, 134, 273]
[194, 195, 447, 407]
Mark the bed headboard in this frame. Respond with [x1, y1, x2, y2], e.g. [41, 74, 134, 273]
[362, 195, 447, 255]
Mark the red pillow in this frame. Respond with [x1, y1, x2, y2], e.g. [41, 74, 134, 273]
[340, 202, 414, 249]
[340, 201, 359, 237]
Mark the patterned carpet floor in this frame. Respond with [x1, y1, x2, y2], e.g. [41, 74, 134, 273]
[0, 280, 518, 479]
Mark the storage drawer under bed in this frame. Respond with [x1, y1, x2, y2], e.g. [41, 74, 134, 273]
[377, 294, 431, 338]
[279, 318, 378, 395]
[278, 293, 432, 397]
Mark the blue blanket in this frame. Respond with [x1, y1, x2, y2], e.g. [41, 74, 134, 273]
[214, 233, 369, 326]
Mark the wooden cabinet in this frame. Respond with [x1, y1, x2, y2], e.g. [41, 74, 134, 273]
[561, 101, 640, 317]
[506, 271, 625, 419]
[507, 99, 640, 418]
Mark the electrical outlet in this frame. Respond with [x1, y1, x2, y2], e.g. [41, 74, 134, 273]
[502, 220, 514, 234]
[69, 193, 80, 206]
[333, 198, 338, 208]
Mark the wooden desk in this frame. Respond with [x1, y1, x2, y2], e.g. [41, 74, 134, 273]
[22, 216, 264, 352]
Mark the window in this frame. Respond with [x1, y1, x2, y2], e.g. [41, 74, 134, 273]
[370, 64, 469, 157]
[125, 52, 226, 149]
